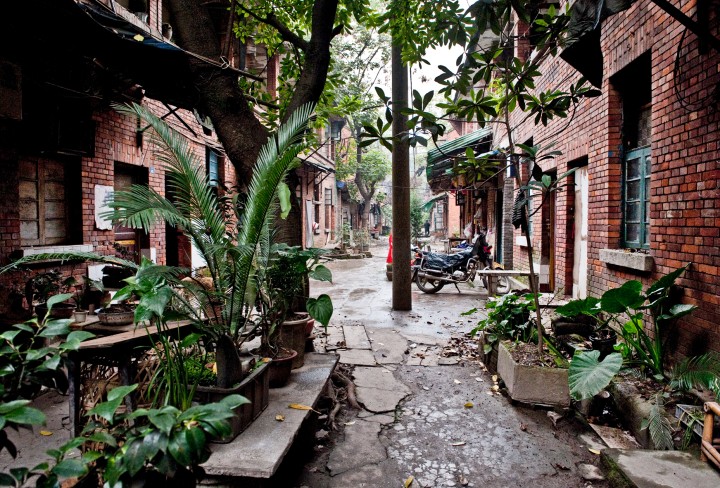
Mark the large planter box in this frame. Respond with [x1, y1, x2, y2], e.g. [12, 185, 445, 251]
[497, 342, 570, 407]
[194, 359, 270, 443]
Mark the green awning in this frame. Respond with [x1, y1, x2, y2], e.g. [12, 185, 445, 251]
[426, 128, 492, 191]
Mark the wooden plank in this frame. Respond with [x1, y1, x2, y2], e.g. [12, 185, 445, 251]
[79, 320, 192, 350]
[476, 270, 532, 276]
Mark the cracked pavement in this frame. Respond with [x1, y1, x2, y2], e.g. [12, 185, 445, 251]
[293, 239, 609, 488]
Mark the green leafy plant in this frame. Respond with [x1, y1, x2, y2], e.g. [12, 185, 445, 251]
[641, 393, 674, 451]
[568, 350, 623, 401]
[565, 264, 700, 401]
[468, 293, 537, 353]
[0, 295, 94, 485]
[80, 386, 248, 486]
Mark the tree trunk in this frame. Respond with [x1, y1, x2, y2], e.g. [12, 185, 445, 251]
[166, 0, 340, 248]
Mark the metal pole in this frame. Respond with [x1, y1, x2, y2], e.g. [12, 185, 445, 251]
[391, 40, 412, 310]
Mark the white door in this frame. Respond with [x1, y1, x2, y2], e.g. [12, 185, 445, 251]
[572, 166, 588, 299]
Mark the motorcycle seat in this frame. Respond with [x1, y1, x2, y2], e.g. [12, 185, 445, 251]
[424, 249, 472, 270]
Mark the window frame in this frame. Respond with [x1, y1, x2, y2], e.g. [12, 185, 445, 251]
[19, 157, 78, 247]
[622, 145, 651, 249]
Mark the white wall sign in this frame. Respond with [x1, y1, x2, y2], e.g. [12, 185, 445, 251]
[94, 184, 114, 230]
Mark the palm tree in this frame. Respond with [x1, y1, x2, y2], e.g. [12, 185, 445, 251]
[1, 102, 317, 388]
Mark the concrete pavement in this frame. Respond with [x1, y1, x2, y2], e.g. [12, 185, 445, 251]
[294, 238, 609, 487]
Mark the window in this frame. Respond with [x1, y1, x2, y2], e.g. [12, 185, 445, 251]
[434, 201, 445, 230]
[615, 54, 651, 249]
[623, 146, 651, 248]
[206, 149, 219, 188]
[19, 157, 79, 246]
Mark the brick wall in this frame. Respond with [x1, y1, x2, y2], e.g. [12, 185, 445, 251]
[505, 0, 720, 357]
[0, 97, 228, 321]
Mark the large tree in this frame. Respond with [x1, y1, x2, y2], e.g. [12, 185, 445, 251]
[164, 0, 368, 243]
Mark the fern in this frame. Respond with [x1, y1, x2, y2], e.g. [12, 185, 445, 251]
[669, 353, 720, 393]
[641, 393, 674, 450]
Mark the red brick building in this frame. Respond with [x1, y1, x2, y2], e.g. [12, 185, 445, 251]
[505, 0, 720, 357]
[0, 0, 337, 322]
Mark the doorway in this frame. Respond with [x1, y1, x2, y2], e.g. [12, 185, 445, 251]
[540, 171, 556, 292]
[114, 162, 148, 262]
[572, 165, 588, 299]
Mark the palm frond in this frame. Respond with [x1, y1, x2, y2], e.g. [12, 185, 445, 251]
[670, 353, 720, 392]
[642, 393, 674, 450]
[105, 184, 190, 231]
[0, 252, 137, 274]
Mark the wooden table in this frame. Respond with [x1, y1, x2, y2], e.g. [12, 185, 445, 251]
[67, 320, 195, 434]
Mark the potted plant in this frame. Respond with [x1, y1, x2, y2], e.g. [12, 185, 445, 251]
[101, 243, 137, 289]
[263, 244, 333, 369]
[468, 293, 536, 372]
[556, 297, 619, 359]
[26, 270, 78, 319]
[471, 292, 571, 406]
[102, 103, 317, 415]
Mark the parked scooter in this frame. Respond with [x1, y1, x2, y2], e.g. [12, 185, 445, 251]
[411, 234, 510, 294]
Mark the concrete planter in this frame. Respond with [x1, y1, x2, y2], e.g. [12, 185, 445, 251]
[476, 331, 499, 373]
[497, 341, 570, 407]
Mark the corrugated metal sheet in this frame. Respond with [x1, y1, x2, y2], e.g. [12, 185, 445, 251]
[426, 128, 492, 190]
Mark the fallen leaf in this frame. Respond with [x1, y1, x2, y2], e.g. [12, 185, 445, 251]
[464, 402, 474, 408]
[554, 463, 570, 471]
[475, 377, 483, 382]
[459, 474, 469, 486]
[422, 386, 430, 391]
[589, 448, 601, 455]
[288, 403, 320, 413]
[453, 379, 461, 384]
[39, 430, 53, 436]
[450, 441, 466, 446]
[491, 385, 499, 392]
[491, 375, 498, 383]
[275, 415, 285, 422]
[344, 421, 356, 426]
[520, 423, 527, 432]
[404, 475, 414, 487]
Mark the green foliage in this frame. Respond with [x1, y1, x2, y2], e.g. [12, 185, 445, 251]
[82, 389, 248, 485]
[669, 353, 720, 401]
[469, 293, 536, 353]
[104, 103, 315, 347]
[230, 0, 370, 128]
[0, 301, 94, 485]
[558, 264, 696, 377]
[184, 355, 217, 387]
[641, 393, 674, 450]
[568, 351, 623, 400]
[409, 191, 427, 241]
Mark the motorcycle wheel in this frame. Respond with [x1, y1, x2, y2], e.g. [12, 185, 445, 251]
[415, 274, 445, 293]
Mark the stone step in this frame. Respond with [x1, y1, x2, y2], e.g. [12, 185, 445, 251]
[601, 448, 720, 488]
[201, 352, 338, 484]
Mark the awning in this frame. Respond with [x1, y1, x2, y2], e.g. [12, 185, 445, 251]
[426, 128, 492, 192]
[560, 0, 637, 87]
[422, 193, 448, 212]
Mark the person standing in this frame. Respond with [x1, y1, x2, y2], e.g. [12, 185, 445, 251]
[424, 219, 430, 237]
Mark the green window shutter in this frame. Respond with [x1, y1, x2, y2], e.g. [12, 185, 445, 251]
[622, 146, 651, 249]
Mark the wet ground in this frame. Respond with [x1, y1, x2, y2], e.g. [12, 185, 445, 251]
[289, 238, 608, 488]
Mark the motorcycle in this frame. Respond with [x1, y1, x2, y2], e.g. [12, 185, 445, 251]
[411, 234, 510, 294]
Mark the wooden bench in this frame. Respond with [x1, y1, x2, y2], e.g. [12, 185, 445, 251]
[701, 401, 720, 468]
[475, 269, 539, 295]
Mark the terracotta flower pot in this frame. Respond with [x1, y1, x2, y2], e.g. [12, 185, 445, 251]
[268, 349, 298, 388]
[35, 302, 76, 320]
[279, 315, 309, 369]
